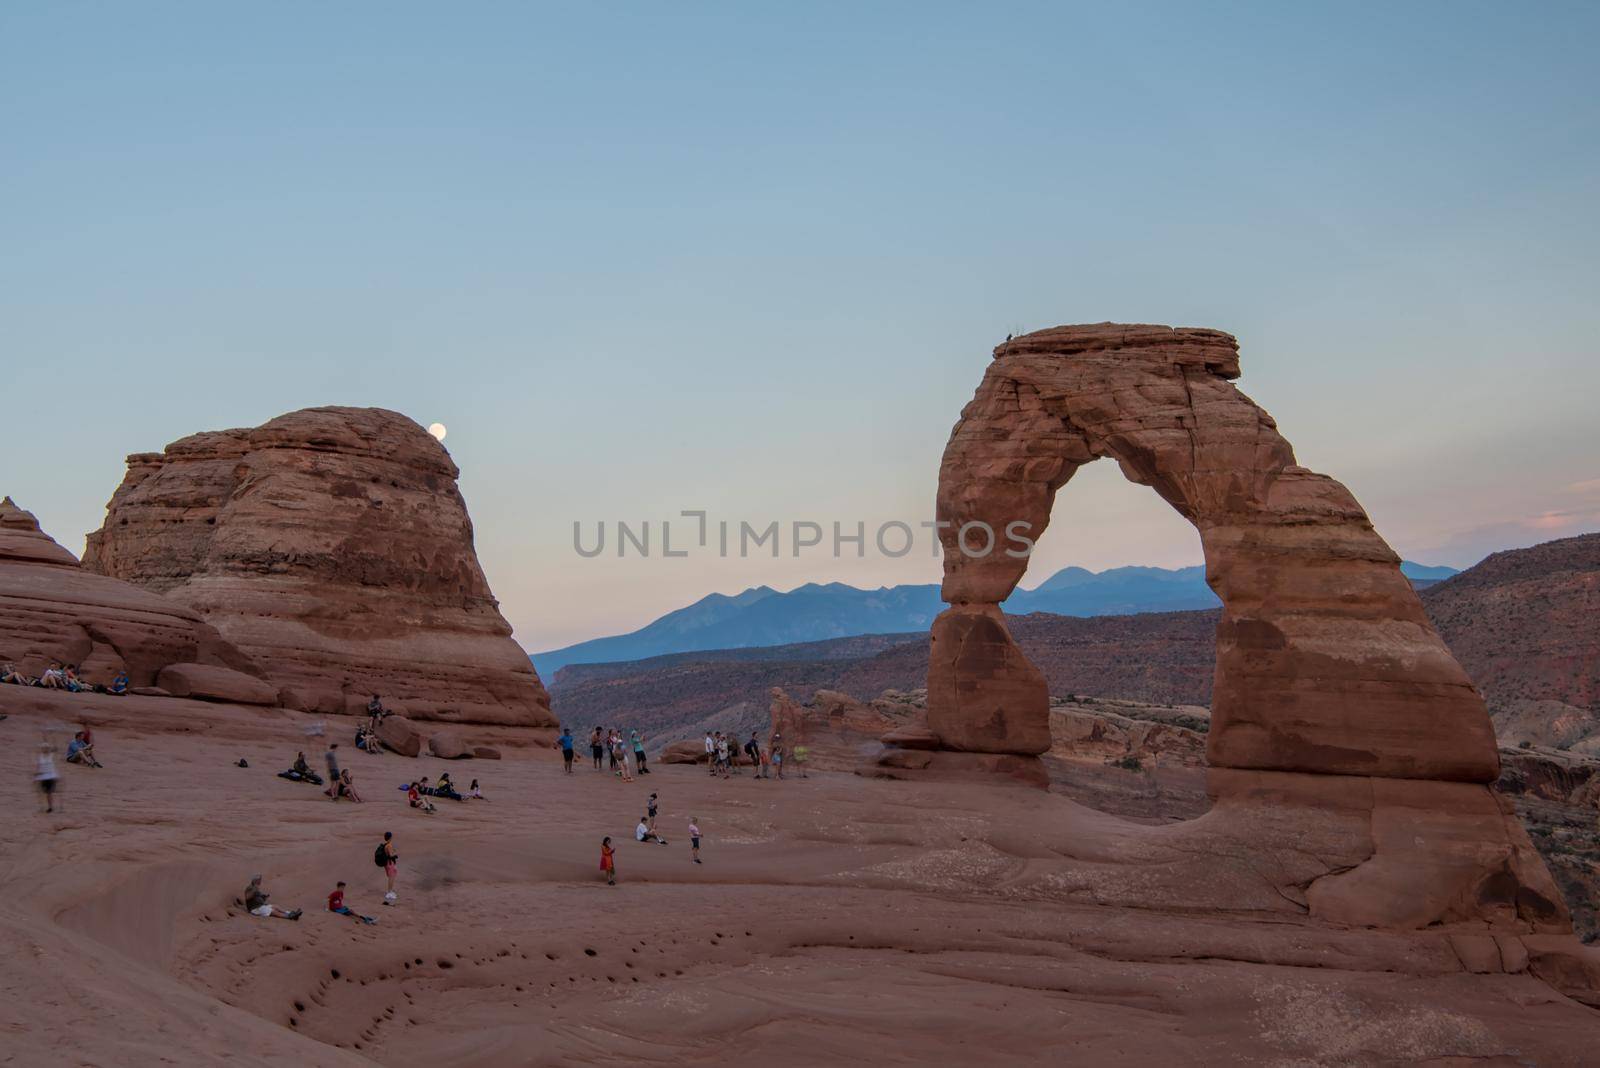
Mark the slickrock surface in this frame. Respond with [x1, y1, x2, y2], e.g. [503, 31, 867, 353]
[0, 497, 269, 690]
[4, 690, 1600, 1067]
[929, 323, 1497, 780]
[82, 407, 554, 729]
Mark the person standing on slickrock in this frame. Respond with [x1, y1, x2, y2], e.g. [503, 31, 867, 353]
[600, 836, 616, 886]
[591, 727, 605, 771]
[555, 726, 575, 773]
[324, 743, 341, 801]
[378, 831, 398, 905]
[689, 817, 702, 864]
[632, 730, 649, 775]
[704, 731, 716, 776]
[35, 743, 60, 813]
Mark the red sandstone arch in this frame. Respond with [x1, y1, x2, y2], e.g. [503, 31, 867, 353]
[927, 323, 1498, 782]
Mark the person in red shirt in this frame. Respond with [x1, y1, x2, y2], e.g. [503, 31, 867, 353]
[327, 881, 376, 924]
[600, 837, 616, 886]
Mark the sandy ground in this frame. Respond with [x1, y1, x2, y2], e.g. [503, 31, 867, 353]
[2, 689, 1599, 1066]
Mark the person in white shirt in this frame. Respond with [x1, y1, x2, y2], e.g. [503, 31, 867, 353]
[635, 818, 666, 845]
[36, 743, 60, 813]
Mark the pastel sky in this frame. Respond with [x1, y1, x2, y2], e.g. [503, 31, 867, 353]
[4, 2, 1597, 652]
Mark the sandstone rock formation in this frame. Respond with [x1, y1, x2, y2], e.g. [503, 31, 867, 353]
[928, 324, 1497, 781]
[82, 407, 555, 729]
[897, 324, 1581, 940]
[767, 686, 922, 771]
[0, 497, 271, 693]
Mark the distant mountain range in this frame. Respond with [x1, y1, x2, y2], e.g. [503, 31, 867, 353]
[532, 560, 1458, 677]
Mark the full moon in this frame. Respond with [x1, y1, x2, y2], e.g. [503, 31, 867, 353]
[427, 422, 447, 441]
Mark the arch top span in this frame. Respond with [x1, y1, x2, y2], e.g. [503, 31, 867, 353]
[928, 323, 1499, 783]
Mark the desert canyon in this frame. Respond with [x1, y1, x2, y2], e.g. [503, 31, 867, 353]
[3, 326, 1600, 1066]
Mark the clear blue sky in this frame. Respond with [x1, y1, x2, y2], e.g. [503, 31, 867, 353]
[4, 1, 1597, 651]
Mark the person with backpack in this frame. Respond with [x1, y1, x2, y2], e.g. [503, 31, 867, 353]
[376, 831, 398, 905]
[744, 733, 761, 771]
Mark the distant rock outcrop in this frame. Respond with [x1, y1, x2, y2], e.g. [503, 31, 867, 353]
[767, 686, 922, 770]
[82, 407, 554, 728]
[1422, 532, 1600, 749]
[0, 497, 271, 694]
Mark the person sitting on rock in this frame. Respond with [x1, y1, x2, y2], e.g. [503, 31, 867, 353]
[635, 817, 667, 845]
[108, 671, 128, 695]
[278, 752, 322, 784]
[406, 781, 437, 814]
[337, 769, 363, 803]
[38, 662, 65, 689]
[1, 663, 32, 685]
[244, 875, 301, 920]
[64, 665, 89, 693]
[328, 881, 376, 925]
[66, 731, 103, 768]
[433, 772, 463, 802]
[354, 724, 370, 751]
[468, 778, 485, 800]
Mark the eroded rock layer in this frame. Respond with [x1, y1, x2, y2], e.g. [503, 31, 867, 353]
[82, 407, 554, 727]
[931, 323, 1497, 782]
[0, 497, 268, 693]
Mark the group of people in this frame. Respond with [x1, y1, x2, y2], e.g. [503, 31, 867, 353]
[600, 792, 703, 885]
[32, 722, 102, 811]
[579, 727, 650, 778]
[245, 831, 397, 923]
[405, 771, 483, 813]
[4, 661, 128, 696]
[704, 730, 805, 780]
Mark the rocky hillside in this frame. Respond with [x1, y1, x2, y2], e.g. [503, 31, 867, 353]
[1420, 532, 1599, 750]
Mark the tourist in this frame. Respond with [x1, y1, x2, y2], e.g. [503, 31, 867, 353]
[468, 778, 485, 800]
[617, 746, 635, 783]
[635, 816, 667, 845]
[555, 726, 575, 773]
[417, 775, 433, 795]
[758, 744, 771, 779]
[66, 731, 102, 768]
[327, 881, 376, 925]
[434, 772, 463, 801]
[715, 734, 730, 779]
[773, 738, 785, 780]
[646, 792, 659, 832]
[64, 665, 88, 693]
[278, 751, 321, 784]
[704, 731, 716, 775]
[590, 727, 605, 771]
[35, 743, 60, 813]
[338, 769, 363, 803]
[354, 724, 370, 752]
[108, 671, 128, 696]
[631, 730, 649, 775]
[794, 743, 809, 778]
[744, 732, 761, 770]
[608, 730, 620, 772]
[39, 661, 65, 689]
[407, 781, 436, 814]
[689, 817, 702, 864]
[600, 836, 616, 886]
[324, 743, 341, 800]
[1, 663, 32, 686]
[244, 875, 301, 920]
[377, 832, 398, 905]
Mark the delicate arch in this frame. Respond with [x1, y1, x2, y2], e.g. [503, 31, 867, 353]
[929, 323, 1497, 782]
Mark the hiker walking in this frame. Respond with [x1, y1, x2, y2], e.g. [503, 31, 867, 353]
[377, 831, 398, 905]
